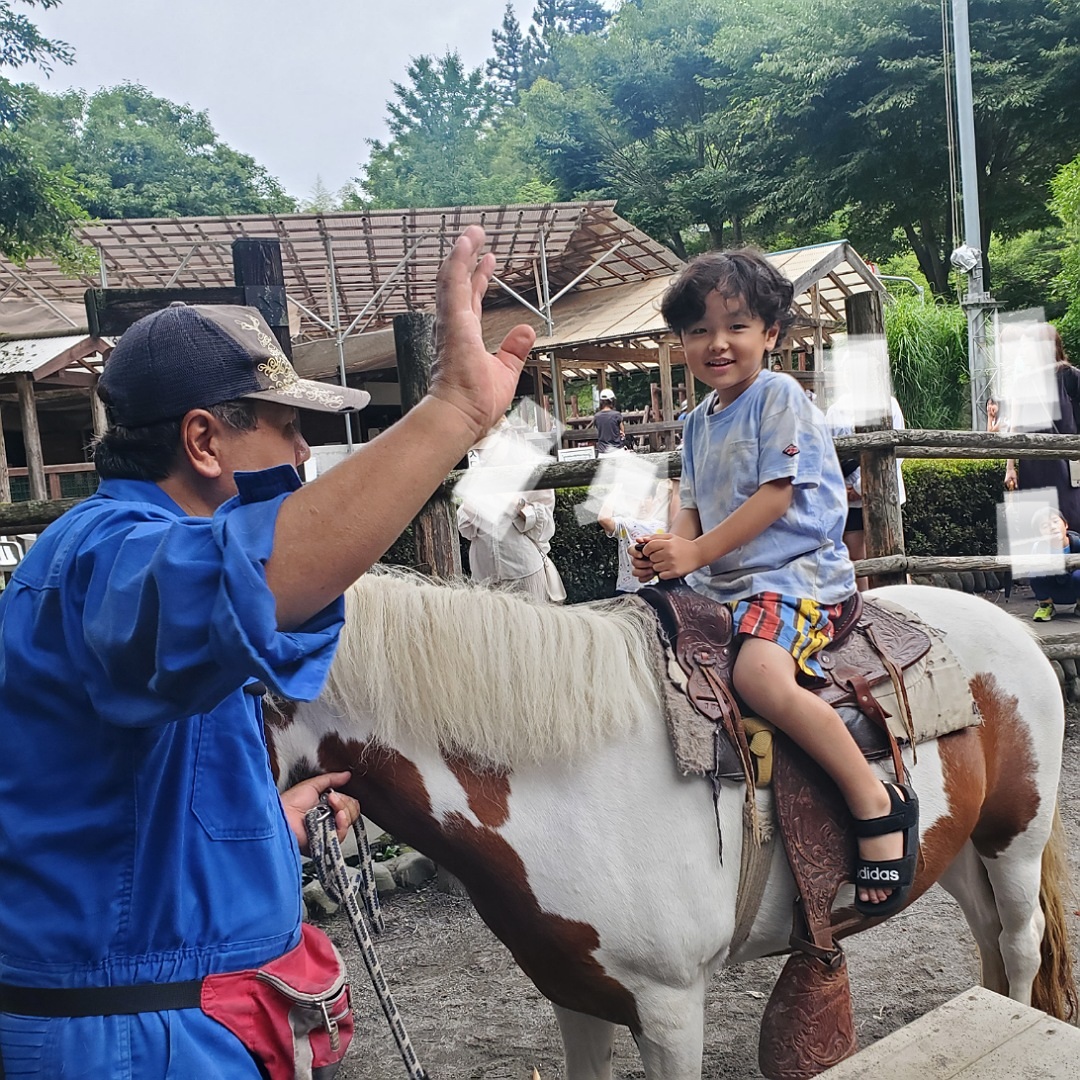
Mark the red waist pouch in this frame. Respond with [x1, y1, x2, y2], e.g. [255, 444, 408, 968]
[200, 923, 354, 1080]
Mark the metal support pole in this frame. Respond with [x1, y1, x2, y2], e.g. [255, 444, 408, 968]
[952, 0, 994, 428]
[323, 235, 354, 453]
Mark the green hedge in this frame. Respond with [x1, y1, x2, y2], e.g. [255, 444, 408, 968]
[382, 463, 1010, 602]
[901, 459, 1005, 557]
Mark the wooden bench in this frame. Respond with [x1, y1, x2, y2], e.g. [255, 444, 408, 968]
[820, 986, 1080, 1078]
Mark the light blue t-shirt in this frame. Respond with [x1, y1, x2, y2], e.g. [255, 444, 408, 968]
[679, 369, 855, 604]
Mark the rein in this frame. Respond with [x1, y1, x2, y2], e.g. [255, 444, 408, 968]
[305, 799, 429, 1080]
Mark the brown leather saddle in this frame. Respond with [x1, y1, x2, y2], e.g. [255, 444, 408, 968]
[637, 580, 932, 1080]
[638, 581, 930, 784]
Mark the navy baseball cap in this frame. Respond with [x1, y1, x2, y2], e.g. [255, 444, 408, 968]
[99, 302, 370, 427]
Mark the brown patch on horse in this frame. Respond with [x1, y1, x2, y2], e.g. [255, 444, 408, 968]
[901, 672, 1038, 898]
[967, 672, 1041, 857]
[315, 732, 643, 1033]
[442, 753, 511, 828]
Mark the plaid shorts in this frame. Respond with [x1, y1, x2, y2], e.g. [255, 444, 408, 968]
[728, 592, 844, 680]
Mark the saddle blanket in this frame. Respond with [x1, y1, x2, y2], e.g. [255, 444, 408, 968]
[634, 594, 981, 781]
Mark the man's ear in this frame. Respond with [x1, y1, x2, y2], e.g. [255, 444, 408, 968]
[179, 409, 224, 479]
[765, 323, 781, 351]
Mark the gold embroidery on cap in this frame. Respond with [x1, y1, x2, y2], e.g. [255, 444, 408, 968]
[236, 314, 346, 409]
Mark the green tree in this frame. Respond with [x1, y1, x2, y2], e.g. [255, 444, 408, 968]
[360, 50, 554, 208]
[1050, 153, 1080, 359]
[487, 2, 526, 105]
[20, 83, 296, 218]
[711, 0, 1080, 295]
[0, 0, 87, 264]
[522, 0, 610, 86]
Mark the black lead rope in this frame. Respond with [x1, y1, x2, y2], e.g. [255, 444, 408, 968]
[304, 798, 429, 1080]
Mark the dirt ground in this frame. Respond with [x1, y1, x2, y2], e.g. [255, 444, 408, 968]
[329, 709, 1080, 1080]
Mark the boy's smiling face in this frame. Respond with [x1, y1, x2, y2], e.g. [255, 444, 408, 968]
[680, 290, 780, 407]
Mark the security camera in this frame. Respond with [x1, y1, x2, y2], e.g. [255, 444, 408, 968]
[950, 245, 981, 273]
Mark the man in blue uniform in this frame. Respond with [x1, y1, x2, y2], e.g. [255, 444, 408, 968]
[0, 226, 534, 1078]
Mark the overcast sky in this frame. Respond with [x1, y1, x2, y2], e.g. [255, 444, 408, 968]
[21, 0, 545, 202]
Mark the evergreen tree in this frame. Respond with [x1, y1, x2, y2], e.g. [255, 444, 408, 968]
[487, 2, 526, 105]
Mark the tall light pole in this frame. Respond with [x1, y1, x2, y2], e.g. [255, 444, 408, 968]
[949, 0, 995, 428]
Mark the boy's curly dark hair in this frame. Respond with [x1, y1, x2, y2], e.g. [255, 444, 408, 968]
[660, 249, 796, 339]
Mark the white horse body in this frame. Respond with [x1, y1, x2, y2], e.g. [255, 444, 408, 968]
[270, 574, 1072, 1079]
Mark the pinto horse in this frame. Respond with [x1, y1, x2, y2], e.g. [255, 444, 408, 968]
[266, 568, 1076, 1079]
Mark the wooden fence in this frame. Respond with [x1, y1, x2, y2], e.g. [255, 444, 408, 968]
[7, 427, 1080, 596]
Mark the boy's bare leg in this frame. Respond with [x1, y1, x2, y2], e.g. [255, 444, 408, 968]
[733, 636, 902, 906]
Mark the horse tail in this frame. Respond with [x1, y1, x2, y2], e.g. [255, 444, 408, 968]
[1031, 805, 1078, 1021]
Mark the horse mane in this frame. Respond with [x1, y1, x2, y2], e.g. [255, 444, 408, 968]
[321, 565, 662, 769]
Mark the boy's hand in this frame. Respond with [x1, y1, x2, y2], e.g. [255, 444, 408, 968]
[639, 534, 704, 580]
[629, 533, 661, 581]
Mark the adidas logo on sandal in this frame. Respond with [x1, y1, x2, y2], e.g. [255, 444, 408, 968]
[857, 867, 901, 882]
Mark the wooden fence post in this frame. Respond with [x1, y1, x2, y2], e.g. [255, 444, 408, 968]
[393, 312, 462, 579]
[15, 374, 47, 502]
[845, 291, 905, 587]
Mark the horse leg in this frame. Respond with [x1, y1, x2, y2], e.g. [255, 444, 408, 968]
[978, 840, 1048, 1005]
[552, 1005, 616, 1080]
[937, 842, 1008, 995]
[630, 983, 707, 1080]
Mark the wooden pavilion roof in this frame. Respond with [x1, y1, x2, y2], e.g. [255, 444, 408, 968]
[0, 202, 683, 345]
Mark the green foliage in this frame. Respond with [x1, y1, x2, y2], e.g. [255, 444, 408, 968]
[885, 296, 970, 429]
[988, 228, 1067, 318]
[1050, 153, 1080, 359]
[551, 486, 618, 602]
[901, 459, 1004, 557]
[360, 51, 551, 208]
[0, 1, 90, 263]
[18, 83, 296, 219]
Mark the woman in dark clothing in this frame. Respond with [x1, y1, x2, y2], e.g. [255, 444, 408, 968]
[1003, 326, 1080, 527]
[1003, 326, 1080, 619]
[593, 389, 627, 454]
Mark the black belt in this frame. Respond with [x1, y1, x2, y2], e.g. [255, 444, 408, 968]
[0, 979, 203, 1017]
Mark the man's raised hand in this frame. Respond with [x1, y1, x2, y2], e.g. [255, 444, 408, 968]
[431, 226, 536, 440]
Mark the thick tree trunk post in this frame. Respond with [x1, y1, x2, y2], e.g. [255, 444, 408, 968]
[845, 291, 904, 587]
[15, 375, 46, 503]
[231, 238, 291, 359]
[0, 409, 10, 503]
[393, 312, 461, 579]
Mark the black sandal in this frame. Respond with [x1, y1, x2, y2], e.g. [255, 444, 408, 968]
[853, 781, 919, 919]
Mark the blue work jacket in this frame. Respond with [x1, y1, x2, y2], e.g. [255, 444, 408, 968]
[0, 466, 344, 1077]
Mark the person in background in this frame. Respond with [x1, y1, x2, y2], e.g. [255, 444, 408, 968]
[770, 358, 785, 372]
[1003, 325, 1080, 618]
[457, 484, 565, 603]
[1028, 506, 1080, 622]
[593, 388, 627, 454]
[598, 479, 679, 595]
[457, 422, 566, 602]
